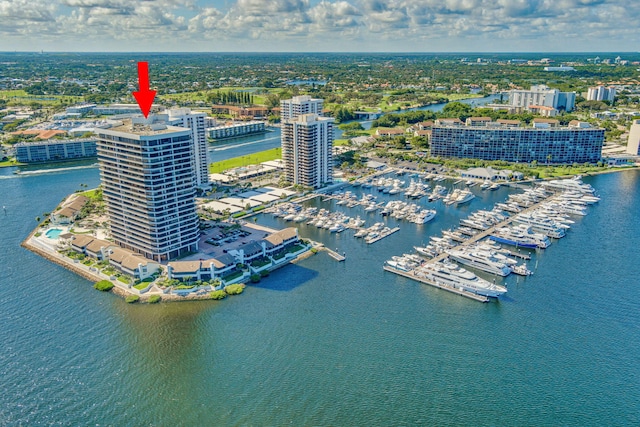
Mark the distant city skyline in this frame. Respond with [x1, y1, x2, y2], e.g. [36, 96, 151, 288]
[2, 0, 640, 53]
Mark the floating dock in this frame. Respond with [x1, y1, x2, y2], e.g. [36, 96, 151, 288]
[326, 248, 346, 262]
[383, 266, 489, 303]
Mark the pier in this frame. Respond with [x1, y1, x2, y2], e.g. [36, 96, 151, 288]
[383, 266, 489, 302]
[326, 248, 346, 262]
[382, 187, 572, 302]
[428, 198, 552, 264]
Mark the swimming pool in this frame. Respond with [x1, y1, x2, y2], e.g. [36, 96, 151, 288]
[45, 228, 63, 239]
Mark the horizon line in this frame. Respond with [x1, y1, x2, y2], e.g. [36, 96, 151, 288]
[1, 50, 639, 55]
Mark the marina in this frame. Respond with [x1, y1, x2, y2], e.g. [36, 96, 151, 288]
[383, 177, 599, 302]
[1, 131, 637, 427]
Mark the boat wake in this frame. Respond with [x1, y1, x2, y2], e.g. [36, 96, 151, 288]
[9, 163, 99, 177]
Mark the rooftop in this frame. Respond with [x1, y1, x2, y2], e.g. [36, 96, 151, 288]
[98, 117, 190, 137]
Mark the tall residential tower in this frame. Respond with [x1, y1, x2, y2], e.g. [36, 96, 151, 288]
[281, 113, 334, 189]
[280, 95, 323, 121]
[95, 117, 200, 261]
[164, 108, 209, 188]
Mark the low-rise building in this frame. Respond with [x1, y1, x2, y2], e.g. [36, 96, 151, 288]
[375, 127, 406, 137]
[51, 195, 88, 225]
[207, 121, 266, 139]
[167, 254, 237, 281]
[15, 138, 97, 163]
[106, 247, 160, 280]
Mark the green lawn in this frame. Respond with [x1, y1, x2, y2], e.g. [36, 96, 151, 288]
[0, 158, 25, 168]
[445, 94, 483, 101]
[0, 89, 83, 106]
[209, 147, 282, 173]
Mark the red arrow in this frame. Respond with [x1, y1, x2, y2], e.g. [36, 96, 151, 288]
[132, 61, 156, 118]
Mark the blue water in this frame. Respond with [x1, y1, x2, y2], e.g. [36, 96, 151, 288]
[1, 163, 639, 426]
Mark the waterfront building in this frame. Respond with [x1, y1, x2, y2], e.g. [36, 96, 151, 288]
[66, 104, 97, 116]
[627, 119, 640, 155]
[281, 113, 334, 189]
[211, 105, 273, 119]
[280, 95, 323, 121]
[587, 86, 616, 102]
[93, 104, 160, 115]
[95, 117, 200, 261]
[508, 84, 576, 112]
[431, 120, 604, 164]
[50, 195, 89, 225]
[163, 108, 210, 188]
[15, 138, 96, 163]
[207, 121, 266, 140]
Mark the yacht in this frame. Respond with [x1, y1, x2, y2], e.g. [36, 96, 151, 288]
[354, 229, 369, 238]
[414, 246, 436, 258]
[446, 248, 513, 276]
[415, 261, 507, 297]
[511, 264, 533, 276]
[540, 176, 596, 194]
[409, 209, 436, 224]
[385, 259, 412, 272]
[454, 189, 476, 205]
[490, 225, 551, 249]
[329, 223, 345, 233]
[514, 214, 566, 238]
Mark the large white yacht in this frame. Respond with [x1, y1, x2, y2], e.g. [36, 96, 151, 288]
[490, 225, 551, 249]
[454, 189, 476, 205]
[540, 176, 596, 194]
[513, 213, 566, 238]
[446, 248, 513, 276]
[415, 261, 507, 297]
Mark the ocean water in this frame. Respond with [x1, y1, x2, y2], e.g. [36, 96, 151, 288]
[1, 164, 639, 426]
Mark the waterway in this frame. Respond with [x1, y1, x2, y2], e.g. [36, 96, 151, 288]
[206, 94, 502, 163]
[1, 163, 639, 425]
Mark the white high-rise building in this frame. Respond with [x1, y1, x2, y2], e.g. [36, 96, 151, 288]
[163, 108, 209, 188]
[96, 116, 200, 261]
[627, 119, 640, 155]
[281, 113, 334, 189]
[280, 95, 323, 121]
[587, 86, 616, 102]
[509, 85, 576, 112]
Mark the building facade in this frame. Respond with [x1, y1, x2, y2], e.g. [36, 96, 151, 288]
[587, 86, 616, 102]
[207, 121, 265, 140]
[164, 108, 209, 188]
[15, 138, 97, 163]
[280, 95, 323, 121]
[281, 113, 334, 189]
[509, 85, 576, 112]
[95, 117, 200, 261]
[627, 119, 640, 155]
[431, 123, 604, 164]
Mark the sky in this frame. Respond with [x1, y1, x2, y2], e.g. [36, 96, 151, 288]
[0, 0, 639, 52]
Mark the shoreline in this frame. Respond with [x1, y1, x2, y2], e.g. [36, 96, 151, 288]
[21, 223, 314, 304]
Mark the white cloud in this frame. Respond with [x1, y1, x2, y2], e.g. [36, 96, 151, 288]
[0, 0, 639, 51]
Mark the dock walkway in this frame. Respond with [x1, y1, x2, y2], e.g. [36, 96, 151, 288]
[429, 198, 549, 264]
[326, 248, 346, 262]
